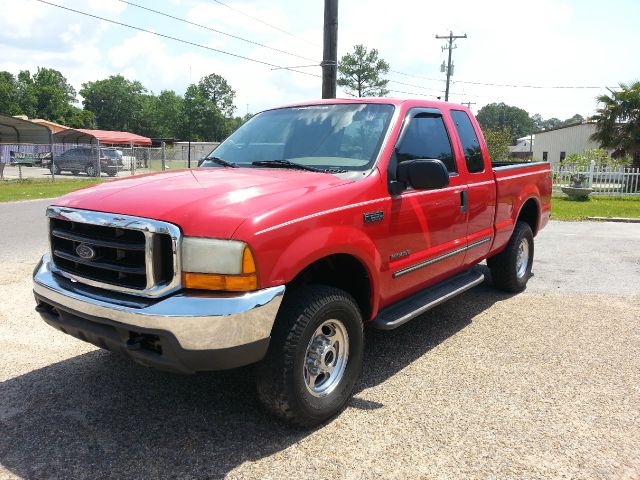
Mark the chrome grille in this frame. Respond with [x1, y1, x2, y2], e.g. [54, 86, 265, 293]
[47, 207, 182, 297]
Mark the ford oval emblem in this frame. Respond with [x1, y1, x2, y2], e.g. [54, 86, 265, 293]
[76, 243, 96, 260]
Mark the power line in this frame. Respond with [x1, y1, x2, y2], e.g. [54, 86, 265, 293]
[33, 0, 320, 79]
[211, 0, 321, 48]
[389, 69, 612, 90]
[452, 79, 609, 89]
[389, 70, 443, 83]
[117, 0, 320, 63]
[388, 80, 444, 94]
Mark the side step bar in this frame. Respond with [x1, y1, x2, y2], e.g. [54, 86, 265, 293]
[371, 269, 485, 330]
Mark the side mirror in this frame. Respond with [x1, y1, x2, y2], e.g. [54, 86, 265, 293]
[396, 159, 450, 190]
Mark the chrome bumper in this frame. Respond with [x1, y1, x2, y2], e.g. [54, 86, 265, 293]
[33, 255, 285, 351]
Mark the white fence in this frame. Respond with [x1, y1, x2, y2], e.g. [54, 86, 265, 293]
[552, 162, 640, 196]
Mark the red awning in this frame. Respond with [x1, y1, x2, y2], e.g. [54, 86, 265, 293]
[77, 129, 152, 146]
[54, 128, 152, 146]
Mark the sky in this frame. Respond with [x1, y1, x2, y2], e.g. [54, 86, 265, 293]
[0, 0, 638, 120]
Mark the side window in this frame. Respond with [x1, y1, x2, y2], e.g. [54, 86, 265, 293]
[451, 110, 484, 173]
[395, 114, 457, 173]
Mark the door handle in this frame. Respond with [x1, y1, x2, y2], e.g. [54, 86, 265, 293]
[460, 190, 468, 213]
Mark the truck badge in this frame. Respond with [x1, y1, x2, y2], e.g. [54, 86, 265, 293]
[76, 243, 97, 260]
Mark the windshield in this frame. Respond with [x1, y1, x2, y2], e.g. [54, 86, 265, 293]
[101, 149, 122, 158]
[200, 103, 394, 172]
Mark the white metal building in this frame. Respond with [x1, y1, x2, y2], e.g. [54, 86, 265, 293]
[532, 123, 605, 164]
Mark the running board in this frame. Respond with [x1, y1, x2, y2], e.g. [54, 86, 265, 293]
[371, 270, 485, 330]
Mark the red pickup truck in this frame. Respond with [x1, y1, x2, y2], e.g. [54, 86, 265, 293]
[34, 99, 551, 426]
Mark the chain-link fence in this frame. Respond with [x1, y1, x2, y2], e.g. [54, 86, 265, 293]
[1, 142, 219, 180]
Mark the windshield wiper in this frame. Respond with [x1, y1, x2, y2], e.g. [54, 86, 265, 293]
[208, 156, 239, 168]
[253, 160, 348, 173]
[252, 159, 324, 172]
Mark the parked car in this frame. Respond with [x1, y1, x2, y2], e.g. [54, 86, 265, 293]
[33, 99, 551, 426]
[10, 151, 51, 167]
[50, 147, 123, 177]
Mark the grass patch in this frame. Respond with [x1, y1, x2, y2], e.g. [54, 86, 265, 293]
[552, 195, 640, 220]
[0, 178, 104, 202]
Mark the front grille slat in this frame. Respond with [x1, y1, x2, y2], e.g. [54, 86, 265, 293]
[51, 228, 146, 251]
[53, 250, 147, 275]
[47, 210, 179, 296]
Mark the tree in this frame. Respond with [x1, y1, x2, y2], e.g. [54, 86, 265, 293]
[0, 71, 20, 115]
[183, 74, 237, 141]
[137, 90, 185, 138]
[563, 113, 584, 126]
[80, 75, 147, 131]
[65, 106, 96, 129]
[31, 67, 77, 123]
[16, 70, 37, 118]
[476, 102, 534, 140]
[483, 128, 512, 162]
[337, 44, 389, 97]
[198, 74, 236, 117]
[590, 81, 640, 166]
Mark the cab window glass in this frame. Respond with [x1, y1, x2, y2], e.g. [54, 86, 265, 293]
[395, 114, 457, 173]
[451, 110, 484, 173]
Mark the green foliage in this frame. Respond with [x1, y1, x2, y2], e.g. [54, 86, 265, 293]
[563, 148, 631, 168]
[0, 71, 21, 115]
[476, 103, 533, 140]
[590, 81, 640, 165]
[1, 65, 245, 142]
[31, 67, 77, 123]
[198, 73, 236, 117]
[338, 45, 389, 97]
[80, 75, 147, 131]
[483, 128, 512, 162]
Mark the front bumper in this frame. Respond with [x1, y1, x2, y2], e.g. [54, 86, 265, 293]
[33, 255, 285, 373]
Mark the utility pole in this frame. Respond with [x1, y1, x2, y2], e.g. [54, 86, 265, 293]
[462, 101, 476, 110]
[436, 31, 467, 101]
[321, 0, 338, 99]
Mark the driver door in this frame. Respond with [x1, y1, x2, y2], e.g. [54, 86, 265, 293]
[379, 109, 468, 305]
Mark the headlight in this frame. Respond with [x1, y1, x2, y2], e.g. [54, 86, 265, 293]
[181, 237, 257, 291]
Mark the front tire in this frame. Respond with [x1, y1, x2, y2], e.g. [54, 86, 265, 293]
[85, 164, 97, 177]
[488, 221, 534, 292]
[256, 285, 364, 427]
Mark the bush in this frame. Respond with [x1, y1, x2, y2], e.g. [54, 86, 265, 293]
[563, 148, 632, 168]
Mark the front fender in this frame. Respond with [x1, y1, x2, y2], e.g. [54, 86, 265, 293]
[265, 226, 382, 319]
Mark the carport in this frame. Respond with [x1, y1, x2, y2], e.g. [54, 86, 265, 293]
[53, 128, 152, 176]
[0, 113, 54, 179]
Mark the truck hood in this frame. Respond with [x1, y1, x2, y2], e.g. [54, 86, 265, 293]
[54, 168, 351, 238]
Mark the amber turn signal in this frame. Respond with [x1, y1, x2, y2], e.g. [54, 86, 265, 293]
[182, 272, 258, 292]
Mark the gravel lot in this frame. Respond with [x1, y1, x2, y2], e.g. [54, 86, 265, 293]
[1, 200, 639, 480]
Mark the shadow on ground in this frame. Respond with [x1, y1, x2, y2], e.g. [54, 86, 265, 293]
[0, 274, 512, 479]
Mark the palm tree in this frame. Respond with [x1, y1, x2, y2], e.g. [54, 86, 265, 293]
[590, 81, 640, 167]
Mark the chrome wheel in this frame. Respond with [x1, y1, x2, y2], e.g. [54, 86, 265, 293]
[516, 237, 530, 278]
[303, 319, 349, 397]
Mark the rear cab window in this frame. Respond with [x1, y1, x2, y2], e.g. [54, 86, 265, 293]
[450, 110, 484, 173]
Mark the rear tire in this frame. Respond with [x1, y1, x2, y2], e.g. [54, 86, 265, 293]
[488, 221, 534, 293]
[256, 285, 364, 427]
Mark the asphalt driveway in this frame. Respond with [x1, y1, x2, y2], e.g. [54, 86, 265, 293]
[1, 199, 639, 479]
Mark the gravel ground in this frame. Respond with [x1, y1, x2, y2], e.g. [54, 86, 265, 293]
[0, 206, 639, 479]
